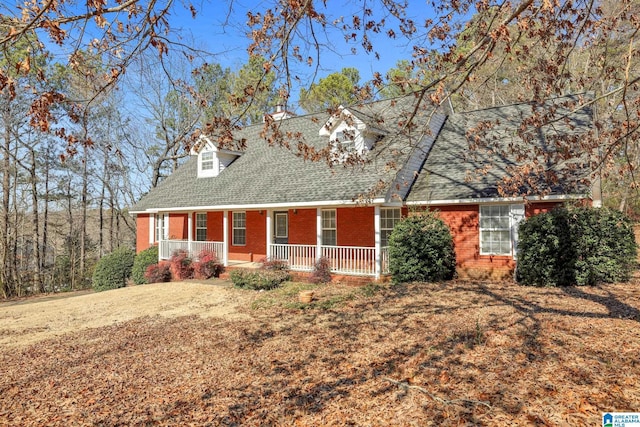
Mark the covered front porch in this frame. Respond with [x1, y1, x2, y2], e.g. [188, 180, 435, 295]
[149, 206, 399, 279]
[159, 240, 390, 277]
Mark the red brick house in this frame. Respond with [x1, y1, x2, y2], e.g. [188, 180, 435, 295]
[130, 95, 594, 280]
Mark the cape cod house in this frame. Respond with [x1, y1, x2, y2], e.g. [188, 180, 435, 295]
[130, 94, 594, 280]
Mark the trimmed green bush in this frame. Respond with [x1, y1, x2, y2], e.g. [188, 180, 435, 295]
[230, 268, 290, 290]
[92, 247, 136, 292]
[515, 207, 575, 287]
[517, 206, 637, 286]
[388, 211, 456, 284]
[132, 245, 159, 285]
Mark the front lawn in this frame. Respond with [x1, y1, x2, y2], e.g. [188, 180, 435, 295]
[1, 280, 638, 426]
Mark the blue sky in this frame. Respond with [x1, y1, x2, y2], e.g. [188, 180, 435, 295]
[169, 0, 438, 86]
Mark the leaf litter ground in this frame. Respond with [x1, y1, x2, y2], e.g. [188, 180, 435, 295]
[1, 279, 639, 426]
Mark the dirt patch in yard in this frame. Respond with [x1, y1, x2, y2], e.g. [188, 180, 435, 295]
[1, 279, 639, 426]
[0, 280, 253, 348]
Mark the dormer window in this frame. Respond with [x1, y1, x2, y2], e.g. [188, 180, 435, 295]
[201, 151, 215, 171]
[335, 130, 356, 152]
[197, 148, 241, 178]
[193, 135, 242, 178]
[320, 106, 385, 163]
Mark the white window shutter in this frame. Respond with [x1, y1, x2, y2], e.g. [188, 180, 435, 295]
[510, 204, 526, 258]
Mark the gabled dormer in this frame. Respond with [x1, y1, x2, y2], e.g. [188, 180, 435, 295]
[190, 136, 242, 178]
[319, 106, 386, 159]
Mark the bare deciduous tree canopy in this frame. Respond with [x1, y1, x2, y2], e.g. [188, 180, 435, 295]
[1, 0, 639, 297]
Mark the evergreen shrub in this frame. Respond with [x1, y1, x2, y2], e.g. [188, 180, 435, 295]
[230, 268, 290, 290]
[388, 211, 456, 284]
[92, 247, 136, 292]
[132, 245, 159, 285]
[516, 206, 637, 286]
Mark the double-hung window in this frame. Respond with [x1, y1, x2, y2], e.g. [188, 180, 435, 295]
[201, 151, 214, 171]
[321, 209, 337, 246]
[232, 212, 246, 246]
[380, 208, 401, 247]
[479, 204, 525, 257]
[155, 213, 168, 242]
[195, 213, 207, 241]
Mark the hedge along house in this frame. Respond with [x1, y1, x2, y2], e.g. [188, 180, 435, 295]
[130, 94, 595, 280]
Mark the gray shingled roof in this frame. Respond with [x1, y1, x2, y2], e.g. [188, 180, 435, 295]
[131, 95, 593, 212]
[131, 95, 438, 212]
[406, 96, 593, 202]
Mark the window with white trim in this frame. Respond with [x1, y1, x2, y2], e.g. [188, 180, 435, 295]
[334, 130, 355, 152]
[196, 213, 207, 241]
[380, 208, 401, 247]
[232, 212, 246, 246]
[155, 213, 168, 241]
[201, 151, 214, 171]
[321, 209, 337, 246]
[479, 204, 525, 257]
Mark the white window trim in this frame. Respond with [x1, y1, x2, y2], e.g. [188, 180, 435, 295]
[321, 209, 337, 246]
[479, 204, 525, 257]
[274, 212, 288, 239]
[195, 213, 207, 242]
[232, 212, 246, 246]
[380, 208, 401, 247]
[155, 213, 168, 242]
[198, 150, 217, 178]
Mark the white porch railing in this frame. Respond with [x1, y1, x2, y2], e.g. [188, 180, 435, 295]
[269, 244, 388, 277]
[159, 240, 224, 260]
[320, 245, 377, 276]
[159, 240, 389, 277]
[381, 246, 390, 275]
[270, 244, 317, 271]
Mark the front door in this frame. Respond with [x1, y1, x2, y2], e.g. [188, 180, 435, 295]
[274, 212, 288, 244]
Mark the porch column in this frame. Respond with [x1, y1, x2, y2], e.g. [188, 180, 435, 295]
[374, 205, 381, 280]
[149, 214, 155, 245]
[316, 208, 322, 261]
[265, 210, 272, 260]
[223, 210, 229, 266]
[187, 211, 193, 257]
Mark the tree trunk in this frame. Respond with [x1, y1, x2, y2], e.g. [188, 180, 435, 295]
[28, 148, 43, 292]
[1, 102, 14, 298]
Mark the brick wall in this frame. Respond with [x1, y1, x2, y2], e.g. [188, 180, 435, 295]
[136, 214, 151, 253]
[206, 211, 224, 241]
[434, 202, 562, 280]
[168, 213, 188, 240]
[337, 206, 375, 247]
[228, 210, 266, 261]
[289, 208, 316, 245]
